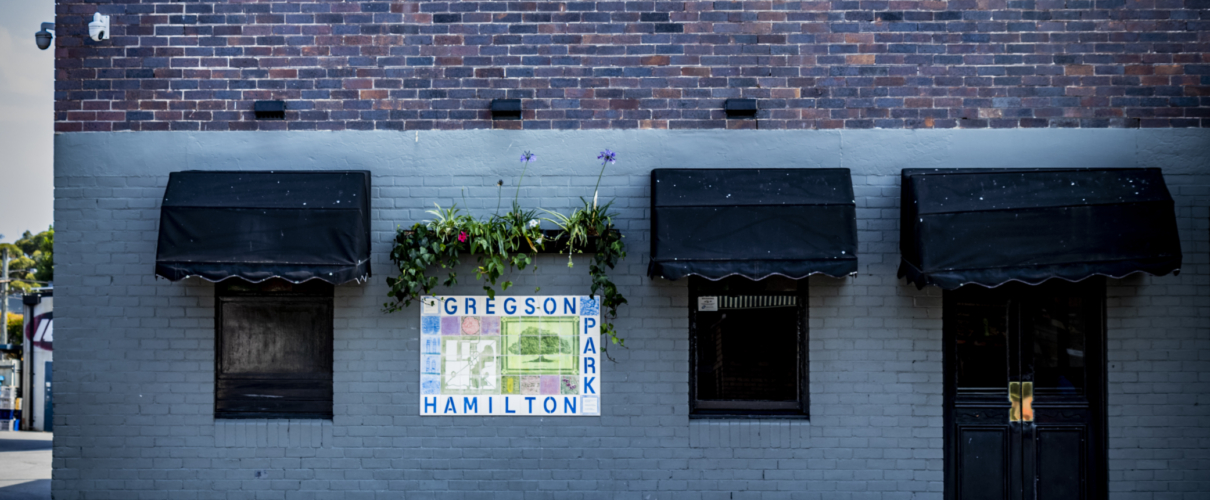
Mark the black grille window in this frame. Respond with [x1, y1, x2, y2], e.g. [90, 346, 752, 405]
[690, 277, 807, 416]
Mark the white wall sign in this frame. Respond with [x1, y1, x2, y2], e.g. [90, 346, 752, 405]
[420, 295, 601, 416]
[0, 386, 14, 411]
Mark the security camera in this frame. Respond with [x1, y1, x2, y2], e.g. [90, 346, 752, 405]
[87, 12, 110, 42]
[34, 22, 54, 50]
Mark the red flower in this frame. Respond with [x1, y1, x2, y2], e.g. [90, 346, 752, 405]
[457, 231, 468, 243]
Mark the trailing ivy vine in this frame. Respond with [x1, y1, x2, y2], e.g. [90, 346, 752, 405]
[385, 150, 629, 347]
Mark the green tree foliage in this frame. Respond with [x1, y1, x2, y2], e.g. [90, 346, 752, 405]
[33, 228, 53, 283]
[5, 314, 22, 353]
[2, 226, 53, 292]
[507, 328, 572, 355]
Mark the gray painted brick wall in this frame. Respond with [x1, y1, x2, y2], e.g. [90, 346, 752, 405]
[52, 129, 1209, 499]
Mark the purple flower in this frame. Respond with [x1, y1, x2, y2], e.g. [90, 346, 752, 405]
[597, 149, 616, 164]
[520, 151, 536, 163]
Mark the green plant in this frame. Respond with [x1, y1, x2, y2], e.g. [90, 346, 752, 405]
[6, 314, 21, 344]
[385, 149, 629, 346]
[544, 198, 627, 346]
[386, 202, 542, 308]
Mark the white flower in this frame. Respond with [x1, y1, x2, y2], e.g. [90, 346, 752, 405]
[528, 219, 539, 228]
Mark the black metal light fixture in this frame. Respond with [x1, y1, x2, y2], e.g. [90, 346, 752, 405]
[34, 22, 54, 50]
[253, 100, 286, 120]
[724, 98, 758, 119]
[490, 99, 522, 120]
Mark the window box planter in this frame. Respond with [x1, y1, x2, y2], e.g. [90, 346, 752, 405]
[386, 209, 627, 346]
[399, 228, 617, 254]
[384, 148, 628, 346]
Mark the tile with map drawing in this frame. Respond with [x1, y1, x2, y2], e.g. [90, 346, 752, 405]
[441, 337, 499, 395]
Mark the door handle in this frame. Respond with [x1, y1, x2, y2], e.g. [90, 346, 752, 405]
[1022, 381, 1033, 422]
[1009, 382, 1021, 422]
[1008, 381, 1034, 423]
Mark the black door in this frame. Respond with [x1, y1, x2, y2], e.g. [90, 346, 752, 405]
[944, 281, 1106, 500]
[43, 361, 52, 432]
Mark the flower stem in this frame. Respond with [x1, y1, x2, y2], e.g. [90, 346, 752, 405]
[515, 159, 529, 204]
[592, 159, 606, 209]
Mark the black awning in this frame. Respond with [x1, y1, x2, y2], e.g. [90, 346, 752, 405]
[898, 168, 1181, 290]
[648, 168, 857, 281]
[155, 171, 371, 285]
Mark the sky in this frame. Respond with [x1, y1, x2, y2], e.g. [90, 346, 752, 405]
[0, 0, 55, 245]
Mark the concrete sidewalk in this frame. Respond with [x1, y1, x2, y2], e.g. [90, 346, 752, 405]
[0, 432, 51, 500]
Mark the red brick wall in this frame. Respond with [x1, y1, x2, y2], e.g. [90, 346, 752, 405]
[53, 0, 1210, 131]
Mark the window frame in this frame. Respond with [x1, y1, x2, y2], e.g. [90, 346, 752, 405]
[688, 276, 809, 418]
[215, 279, 334, 420]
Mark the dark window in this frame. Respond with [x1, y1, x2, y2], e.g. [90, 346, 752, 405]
[689, 276, 808, 417]
[950, 296, 1011, 391]
[947, 280, 1100, 398]
[216, 279, 333, 419]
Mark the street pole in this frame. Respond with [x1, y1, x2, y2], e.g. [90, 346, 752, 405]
[1, 248, 8, 346]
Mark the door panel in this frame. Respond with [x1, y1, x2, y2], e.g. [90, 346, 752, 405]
[946, 291, 1014, 500]
[1035, 427, 1085, 500]
[957, 426, 1010, 500]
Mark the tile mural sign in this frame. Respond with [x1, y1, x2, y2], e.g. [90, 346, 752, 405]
[420, 295, 601, 416]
